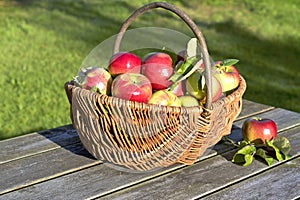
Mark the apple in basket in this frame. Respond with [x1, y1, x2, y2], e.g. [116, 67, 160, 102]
[175, 49, 186, 65]
[149, 90, 181, 107]
[214, 59, 240, 92]
[179, 95, 199, 107]
[108, 52, 141, 76]
[242, 117, 277, 144]
[74, 66, 112, 95]
[141, 52, 174, 90]
[186, 71, 223, 103]
[169, 81, 185, 97]
[111, 73, 152, 103]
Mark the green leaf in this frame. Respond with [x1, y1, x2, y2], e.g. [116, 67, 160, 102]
[266, 140, 284, 161]
[232, 153, 254, 166]
[186, 38, 198, 58]
[232, 144, 256, 166]
[236, 144, 256, 155]
[237, 140, 251, 149]
[272, 136, 291, 157]
[221, 59, 239, 66]
[244, 154, 254, 166]
[255, 148, 274, 166]
[168, 56, 197, 82]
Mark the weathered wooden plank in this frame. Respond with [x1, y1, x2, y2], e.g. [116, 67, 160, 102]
[0, 143, 100, 195]
[0, 161, 171, 200]
[99, 125, 300, 200]
[201, 157, 300, 200]
[0, 125, 80, 164]
[239, 99, 274, 119]
[1, 109, 298, 200]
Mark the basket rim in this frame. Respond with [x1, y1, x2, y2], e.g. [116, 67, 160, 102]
[65, 75, 246, 112]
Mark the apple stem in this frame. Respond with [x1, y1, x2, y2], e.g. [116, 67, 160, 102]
[252, 116, 262, 121]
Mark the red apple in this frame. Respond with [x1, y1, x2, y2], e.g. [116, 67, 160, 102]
[141, 52, 173, 90]
[215, 61, 240, 92]
[242, 117, 277, 144]
[175, 49, 186, 65]
[186, 71, 223, 102]
[111, 73, 152, 103]
[108, 52, 141, 76]
[74, 66, 112, 95]
[148, 90, 181, 107]
[170, 81, 185, 97]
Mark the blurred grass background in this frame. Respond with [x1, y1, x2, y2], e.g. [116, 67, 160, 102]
[1, 0, 299, 140]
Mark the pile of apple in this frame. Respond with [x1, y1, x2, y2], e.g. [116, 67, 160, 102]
[74, 39, 241, 108]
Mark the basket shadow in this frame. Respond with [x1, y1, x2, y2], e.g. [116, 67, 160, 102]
[211, 125, 243, 162]
[37, 124, 96, 160]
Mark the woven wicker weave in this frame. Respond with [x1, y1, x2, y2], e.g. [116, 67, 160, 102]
[65, 2, 246, 171]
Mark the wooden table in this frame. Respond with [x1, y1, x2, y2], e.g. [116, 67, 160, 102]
[1, 100, 300, 200]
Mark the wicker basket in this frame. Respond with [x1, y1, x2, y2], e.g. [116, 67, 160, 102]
[65, 2, 246, 171]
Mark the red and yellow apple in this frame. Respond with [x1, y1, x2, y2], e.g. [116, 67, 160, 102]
[141, 52, 173, 90]
[242, 117, 277, 144]
[111, 73, 152, 103]
[215, 61, 240, 92]
[149, 90, 181, 107]
[108, 52, 141, 76]
[186, 71, 223, 102]
[74, 66, 112, 95]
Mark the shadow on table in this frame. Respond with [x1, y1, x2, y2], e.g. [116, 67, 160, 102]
[37, 123, 243, 165]
[37, 124, 96, 160]
[212, 125, 243, 162]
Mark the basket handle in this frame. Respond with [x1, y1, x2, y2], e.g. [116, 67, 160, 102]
[113, 2, 213, 109]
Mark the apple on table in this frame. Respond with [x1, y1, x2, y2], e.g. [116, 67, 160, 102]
[242, 117, 277, 144]
[111, 73, 152, 103]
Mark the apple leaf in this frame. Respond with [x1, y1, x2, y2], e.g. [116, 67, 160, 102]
[232, 144, 256, 166]
[272, 136, 291, 157]
[255, 148, 274, 166]
[237, 140, 250, 149]
[186, 38, 198, 58]
[221, 59, 239, 67]
[265, 140, 284, 161]
[169, 56, 197, 83]
[244, 154, 254, 166]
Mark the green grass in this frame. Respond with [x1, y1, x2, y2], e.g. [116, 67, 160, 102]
[1, 0, 299, 140]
